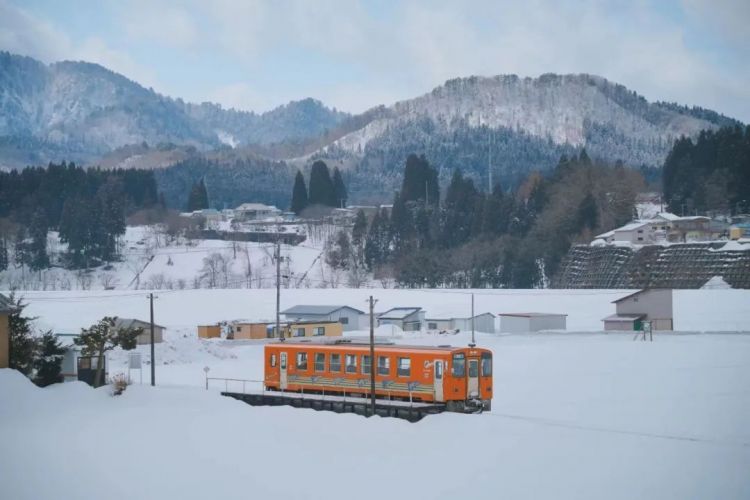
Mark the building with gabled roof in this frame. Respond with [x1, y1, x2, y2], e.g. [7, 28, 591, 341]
[377, 307, 425, 331]
[281, 305, 365, 332]
[602, 289, 673, 331]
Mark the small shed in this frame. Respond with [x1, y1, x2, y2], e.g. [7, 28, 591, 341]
[603, 289, 673, 331]
[231, 322, 271, 340]
[377, 307, 425, 331]
[498, 313, 567, 332]
[115, 318, 165, 344]
[198, 325, 222, 339]
[426, 313, 496, 333]
[54, 333, 83, 381]
[281, 305, 365, 331]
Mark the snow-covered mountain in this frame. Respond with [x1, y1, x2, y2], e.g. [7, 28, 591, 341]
[0, 52, 347, 168]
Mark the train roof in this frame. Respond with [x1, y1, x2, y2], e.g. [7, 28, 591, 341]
[265, 339, 490, 353]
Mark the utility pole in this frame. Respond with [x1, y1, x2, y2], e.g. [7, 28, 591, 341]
[470, 293, 476, 347]
[276, 234, 283, 342]
[148, 292, 156, 386]
[368, 295, 378, 416]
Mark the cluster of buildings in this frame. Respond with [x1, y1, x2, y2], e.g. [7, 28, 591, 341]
[593, 212, 750, 247]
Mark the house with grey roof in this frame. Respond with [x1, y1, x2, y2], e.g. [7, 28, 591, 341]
[602, 289, 673, 331]
[281, 305, 365, 332]
[377, 307, 425, 332]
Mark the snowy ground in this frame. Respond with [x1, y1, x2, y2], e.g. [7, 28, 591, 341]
[2, 330, 749, 499]
[2, 288, 749, 499]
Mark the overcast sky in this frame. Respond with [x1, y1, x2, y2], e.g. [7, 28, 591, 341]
[1, 0, 748, 121]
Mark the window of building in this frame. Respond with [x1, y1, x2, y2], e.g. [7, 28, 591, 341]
[236, 326, 241, 332]
[397, 357, 411, 377]
[339, 317, 349, 325]
[361, 355, 371, 374]
[452, 353, 465, 377]
[266, 328, 275, 339]
[330, 354, 341, 372]
[296, 352, 308, 370]
[270, 354, 277, 368]
[377, 356, 390, 375]
[345, 354, 357, 373]
[314, 353, 325, 372]
[313, 327, 325, 336]
[294, 327, 305, 337]
[481, 352, 492, 377]
[428, 322, 438, 330]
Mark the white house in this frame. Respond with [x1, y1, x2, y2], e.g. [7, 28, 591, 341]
[235, 203, 282, 221]
[426, 313, 496, 333]
[114, 318, 166, 344]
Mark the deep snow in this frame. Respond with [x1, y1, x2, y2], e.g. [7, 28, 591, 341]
[2, 330, 750, 500]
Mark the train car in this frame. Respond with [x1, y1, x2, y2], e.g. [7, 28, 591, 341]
[264, 340, 492, 412]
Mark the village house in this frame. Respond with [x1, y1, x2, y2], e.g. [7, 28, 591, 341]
[602, 289, 674, 331]
[234, 203, 282, 222]
[377, 307, 425, 331]
[115, 318, 165, 344]
[281, 305, 364, 332]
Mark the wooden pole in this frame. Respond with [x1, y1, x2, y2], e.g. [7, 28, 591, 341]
[369, 296, 377, 416]
[149, 292, 155, 386]
[276, 236, 283, 342]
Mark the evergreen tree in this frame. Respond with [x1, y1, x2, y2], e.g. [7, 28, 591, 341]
[352, 209, 367, 247]
[8, 294, 36, 377]
[74, 317, 142, 387]
[290, 170, 309, 214]
[33, 332, 65, 387]
[308, 161, 336, 207]
[28, 208, 49, 271]
[187, 179, 209, 211]
[401, 154, 439, 205]
[577, 192, 599, 231]
[389, 192, 413, 255]
[332, 167, 347, 208]
[0, 237, 7, 272]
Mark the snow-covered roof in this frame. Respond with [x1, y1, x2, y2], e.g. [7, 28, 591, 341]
[701, 276, 732, 289]
[595, 230, 615, 239]
[378, 307, 422, 320]
[655, 212, 680, 221]
[614, 221, 650, 232]
[281, 305, 365, 316]
[235, 203, 280, 212]
[115, 318, 167, 330]
[602, 314, 645, 322]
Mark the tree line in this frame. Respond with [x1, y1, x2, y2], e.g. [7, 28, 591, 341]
[325, 152, 643, 288]
[0, 162, 159, 270]
[663, 125, 750, 215]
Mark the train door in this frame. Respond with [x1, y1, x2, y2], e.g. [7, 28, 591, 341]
[280, 352, 288, 390]
[433, 360, 444, 401]
[467, 358, 479, 398]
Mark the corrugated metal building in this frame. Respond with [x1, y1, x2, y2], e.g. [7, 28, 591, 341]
[498, 313, 567, 332]
[281, 305, 365, 331]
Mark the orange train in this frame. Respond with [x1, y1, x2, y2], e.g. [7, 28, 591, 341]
[264, 340, 492, 412]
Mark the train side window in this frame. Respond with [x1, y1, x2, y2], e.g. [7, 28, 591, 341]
[330, 354, 341, 372]
[452, 353, 465, 377]
[361, 355, 371, 375]
[481, 352, 492, 376]
[296, 352, 308, 370]
[435, 361, 443, 379]
[345, 354, 357, 373]
[377, 356, 390, 375]
[270, 354, 277, 368]
[314, 353, 325, 372]
[397, 357, 411, 377]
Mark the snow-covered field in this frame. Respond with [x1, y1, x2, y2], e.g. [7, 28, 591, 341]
[2, 288, 749, 499]
[2, 330, 749, 499]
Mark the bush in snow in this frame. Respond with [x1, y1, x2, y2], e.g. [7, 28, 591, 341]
[109, 373, 129, 396]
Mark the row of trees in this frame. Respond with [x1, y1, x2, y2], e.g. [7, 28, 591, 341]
[291, 161, 348, 214]
[325, 152, 643, 288]
[663, 125, 750, 215]
[0, 163, 160, 270]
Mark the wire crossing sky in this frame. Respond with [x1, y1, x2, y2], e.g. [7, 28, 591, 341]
[1, 0, 748, 121]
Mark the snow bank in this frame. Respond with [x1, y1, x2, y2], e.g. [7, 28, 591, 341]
[2, 332, 750, 500]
